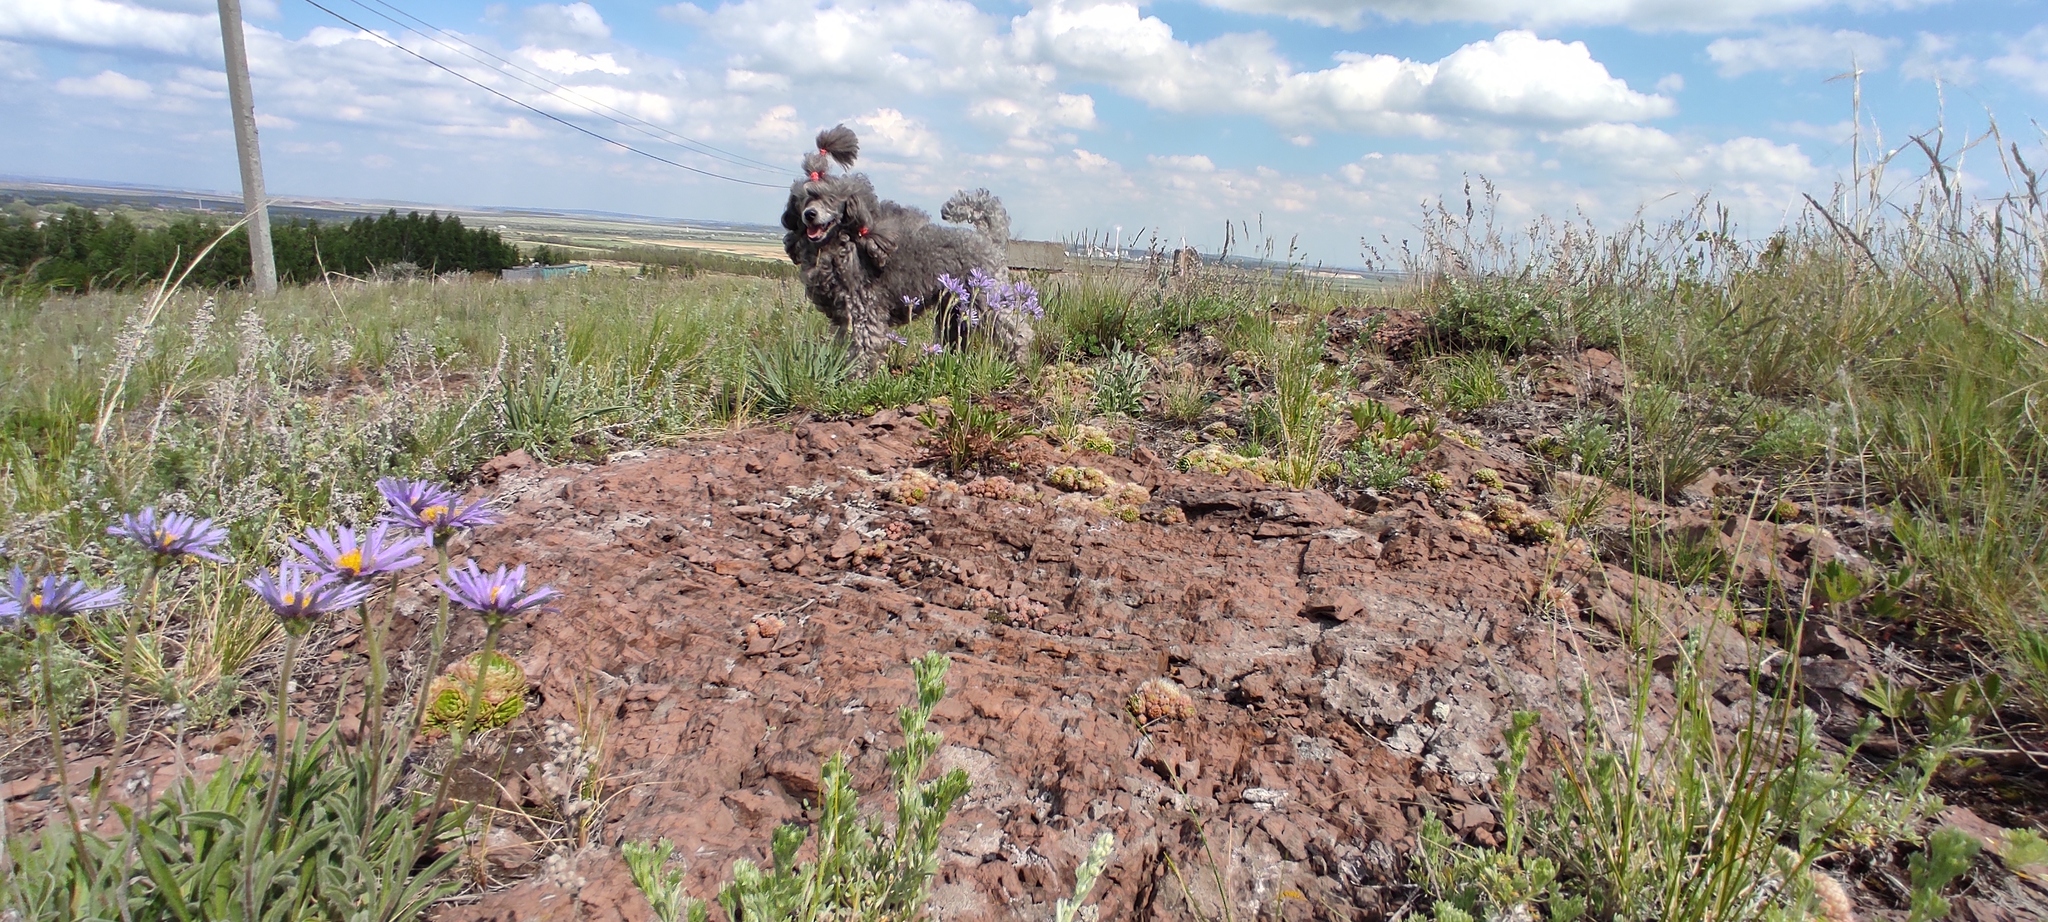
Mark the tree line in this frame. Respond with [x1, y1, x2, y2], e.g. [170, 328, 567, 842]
[0, 207, 525, 291]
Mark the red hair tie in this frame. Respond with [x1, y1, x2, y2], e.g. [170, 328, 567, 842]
[858, 226, 870, 237]
[808, 171, 822, 181]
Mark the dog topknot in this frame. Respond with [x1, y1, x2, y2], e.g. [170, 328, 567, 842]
[802, 151, 834, 183]
[815, 125, 859, 168]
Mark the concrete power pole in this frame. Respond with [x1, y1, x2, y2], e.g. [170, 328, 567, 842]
[216, 0, 277, 294]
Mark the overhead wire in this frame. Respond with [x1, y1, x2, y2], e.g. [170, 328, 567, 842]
[299, 0, 788, 189]
[346, 0, 786, 176]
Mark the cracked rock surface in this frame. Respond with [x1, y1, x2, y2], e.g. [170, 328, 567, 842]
[433, 412, 1739, 921]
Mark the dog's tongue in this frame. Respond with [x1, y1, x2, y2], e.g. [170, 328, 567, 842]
[806, 226, 828, 241]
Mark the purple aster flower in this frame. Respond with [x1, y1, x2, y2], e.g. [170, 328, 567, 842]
[377, 477, 499, 540]
[247, 562, 376, 630]
[0, 566, 126, 627]
[435, 561, 559, 627]
[900, 295, 923, 312]
[108, 507, 229, 564]
[1002, 281, 1043, 319]
[935, 272, 987, 327]
[966, 268, 1000, 292]
[886, 331, 909, 346]
[290, 523, 428, 582]
[922, 343, 945, 355]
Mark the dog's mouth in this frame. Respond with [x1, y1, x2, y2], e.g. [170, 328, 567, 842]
[804, 217, 837, 241]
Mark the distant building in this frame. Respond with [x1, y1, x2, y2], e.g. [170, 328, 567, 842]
[1008, 240, 1067, 273]
[501, 263, 591, 282]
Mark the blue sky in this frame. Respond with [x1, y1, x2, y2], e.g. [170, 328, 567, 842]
[2, 0, 2044, 264]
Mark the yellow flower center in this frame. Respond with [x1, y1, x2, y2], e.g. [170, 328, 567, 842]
[421, 505, 449, 524]
[336, 549, 364, 574]
[283, 592, 305, 607]
[489, 586, 505, 603]
[29, 592, 44, 609]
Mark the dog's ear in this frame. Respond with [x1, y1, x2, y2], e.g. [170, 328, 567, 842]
[856, 226, 894, 270]
[780, 190, 805, 234]
[843, 192, 893, 269]
[783, 230, 813, 266]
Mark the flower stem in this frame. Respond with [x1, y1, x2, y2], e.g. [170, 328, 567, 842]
[110, 561, 163, 778]
[406, 543, 454, 736]
[361, 591, 387, 753]
[249, 629, 303, 914]
[261, 631, 302, 821]
[428, 619, 502, 821]
[35, 627, 98, 880]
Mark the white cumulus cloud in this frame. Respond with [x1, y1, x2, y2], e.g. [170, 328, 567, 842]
[690, 0, 1665, 143]
[1901, 32, 1974, 82]
[1148, 153, 1217, 172]
[1010, 3, 1669, 132]
[683, 0, 1096, 150]
[1551, 121, 1817, 186]
[56, 68, 153, 99]
[1426, 30, 1671, 122]
[0, 38, 35, 78]
[523, 2, 611, 44]
[1989, 27, 2048, 94]
[745, 104, 805, 146]
[851, 108, 944, 159]
[970, 93, 1097, 149]
[1706, 27, 1897, 76]
[0, 0, 219, 58]
[1184, 0, 1943, 32]
[522, 47, 630, 76]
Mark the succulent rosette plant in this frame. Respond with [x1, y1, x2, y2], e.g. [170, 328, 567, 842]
[420, 650, 529, 736]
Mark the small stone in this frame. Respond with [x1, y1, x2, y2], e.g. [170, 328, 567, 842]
[1242, 787, 1288, 809]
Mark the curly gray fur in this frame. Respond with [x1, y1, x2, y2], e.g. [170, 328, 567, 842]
[941, 189, 1010, 261]
[781, 129, 1032, 371]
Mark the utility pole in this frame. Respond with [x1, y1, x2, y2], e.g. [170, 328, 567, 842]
[216, 0, 277, 294]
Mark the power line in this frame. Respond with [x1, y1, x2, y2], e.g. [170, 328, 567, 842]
[346, 0, 787, 176]
[300, 0, 788, 189]
[356, 0, 785, 174]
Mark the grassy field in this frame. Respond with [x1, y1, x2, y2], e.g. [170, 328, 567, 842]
[4, 138, 2046, 919]
[2, 178, 792, 270]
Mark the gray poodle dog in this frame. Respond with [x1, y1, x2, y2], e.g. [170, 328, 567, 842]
[781, 126, 1035, 371]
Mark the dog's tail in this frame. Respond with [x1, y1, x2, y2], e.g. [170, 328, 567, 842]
[941, 188, 1010, 248]
[815, 125, 859, 168]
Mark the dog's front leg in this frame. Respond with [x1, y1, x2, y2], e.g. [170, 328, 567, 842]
[825, 301, 854, 352]
[843, 288, 889, 375]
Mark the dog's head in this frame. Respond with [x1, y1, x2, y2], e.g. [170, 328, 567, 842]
[782, 126, 893, 268]
[783, 165, 882, 254]
[784, 178, 871, 246]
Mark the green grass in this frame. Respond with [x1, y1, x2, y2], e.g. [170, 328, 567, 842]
[1399, 140, 2048, 714]
[610, 244, 799, 281]
[0, 272, 801, 546]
